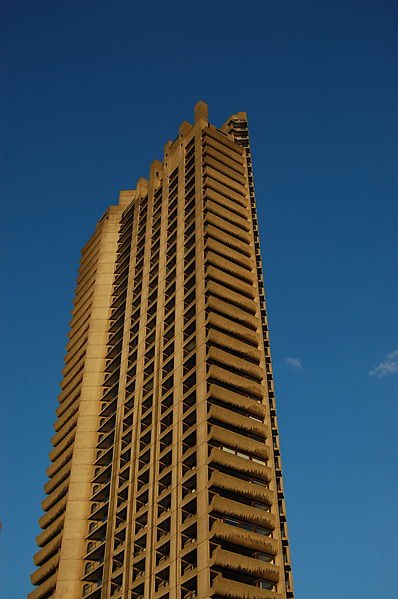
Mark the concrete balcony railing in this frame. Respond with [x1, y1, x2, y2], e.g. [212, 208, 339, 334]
[30, 551, 59, 586]
[206, 260, 255, 299]
[211, 574, 282, 599]
[82, 560, 104, 582]
[39, 496, 67, 529]
[46, 448, 74, 478]
[206, 280, 256, 315]
[51, 409, 78, 445]
[54, 391, 80, 423]
[206, 235, 253, 269]
[86, 520, 107, 541]
[92, 462, 112, 484]
[209, 447, 272, 483]
[203, 126, 244, 156]
[206, 265, 255, 299]
[41, 477, 69, 512]
[205, 212, 251, 245]
[208, 347, 263, 382]
[55, 384, 81, 418]
[28, 572, 57, 599]
[34, 531, 62, 566]
[82, 580, 102, 598]
[211, 523, 279, 564]
[85, 538, 106, 560]
[207, 335, 260, 373]
[203, 155, 246, 186]
[90, 479, 111, 502]
[205, 199, 250, 233]
[48, 427, 75, 462]
[206, 250, 254, 284]
[44, 458, 72, 494]
[209, 425, 270, 461]
[207, 314, 260, 349]
[210, 495, 276, 530]
[59, 343, 87, 391]
[203, 136, 244, 166]
[36, 512, 64, 547]
[208, 404, 267, 440]
[207, 383, 266, 419]
[56, 371, 83, 406]
[204, 185, 248, 218]
[211, 546, 280, 582]
[208, 364, 263, 400]
[204, 165, 246, 197]
[209, 470, 274, 507]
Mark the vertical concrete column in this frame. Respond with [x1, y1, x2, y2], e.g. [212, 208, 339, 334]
[193, 123, 210, 599]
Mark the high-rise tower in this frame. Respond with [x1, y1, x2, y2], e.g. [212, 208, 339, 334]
[30, 102, 294, 599]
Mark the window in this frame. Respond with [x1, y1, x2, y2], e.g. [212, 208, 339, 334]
[220, 517, 271, 536]
[220, 445, 266, 465]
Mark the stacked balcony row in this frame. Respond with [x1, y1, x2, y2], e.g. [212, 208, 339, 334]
[201, 128, 282, 599]
[227, 117, 293, 596]
[29, 224, 106, 599]
[82, 200, 136, 599]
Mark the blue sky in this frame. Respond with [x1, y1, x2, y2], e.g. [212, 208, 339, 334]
[1, 1, 397, 597]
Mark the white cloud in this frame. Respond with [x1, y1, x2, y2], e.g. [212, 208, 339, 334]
[285, 357, 302, 370]
[369, 349, 398, 378]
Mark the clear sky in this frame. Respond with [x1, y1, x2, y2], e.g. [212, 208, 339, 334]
[1, 1, 397, 597]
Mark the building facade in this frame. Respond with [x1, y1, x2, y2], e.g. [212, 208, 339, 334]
[30, 102, 294, 599]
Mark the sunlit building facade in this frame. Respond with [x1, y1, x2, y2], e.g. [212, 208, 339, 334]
[30, 102, 294, 599]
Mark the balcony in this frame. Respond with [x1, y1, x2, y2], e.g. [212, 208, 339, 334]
[211, 547, 280, 583]
[207, 383, 266, 419]
[208, 365, 263, 400]
[30, 551, 59, 586]
[86, 520, 107, 541]
[90, 501, 109, 522]
[206, 265, 255, 300]
[209, 426, 270, 462]
[211, 574, 282, 599]
[208, 404, 267, 440]
[33, 531, 62, 566]
[85, 539, 106, 561]
[27, 572, 57, 599]
[209, 471, 274, 507]
[205, 207, 250, 242]
[208, 310, 260, 346]
[211, 520, 278, 556]
[208, 330, 263, 364]
[203, 155, 246, 186]
[38, 496, 67, 529]
[97, 429, 115, 450]
[51, 410, 78, 447]
[44, 461, 71, 496]
[82, 581, 102, 598]
[206, 250, 253, 282]
[90, 480, 111, 502]
[92, 463, 112, 485]
[82, 561, 104, 582]
[204, 184, 247, 216]
[94, 445, 113, 467]
[210, 496, 276, 531]
[98, 412, 116, 434]
[36, 512, 64, 547]
[204, 165, 246, 197]
[206, 284, 255, 322]
[209, 447, 271, 483]
[46, 443, 73, 479]
[41, 478, 69, 512]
